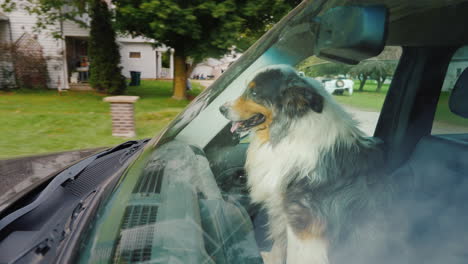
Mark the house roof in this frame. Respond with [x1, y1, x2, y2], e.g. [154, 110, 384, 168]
[0, 12, 8, 21]
[117, 36, 156, 44]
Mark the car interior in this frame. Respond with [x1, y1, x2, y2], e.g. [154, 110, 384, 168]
[201, 2, 468, 262]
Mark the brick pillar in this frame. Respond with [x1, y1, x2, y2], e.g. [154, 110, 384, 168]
[103, 96, 140, 137]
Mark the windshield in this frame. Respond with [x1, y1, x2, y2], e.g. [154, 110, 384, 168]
[146, 0, 320, 148]
[76, 2, 324, 263]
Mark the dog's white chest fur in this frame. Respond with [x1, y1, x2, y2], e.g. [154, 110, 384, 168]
[223, 66, 371, 264]
[245, 111, 349, 264]
[246, 138, 315, 203]
[245, 111, 344, 204]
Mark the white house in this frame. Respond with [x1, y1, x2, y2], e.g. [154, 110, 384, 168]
[0, 2, 173, 90]
[118, 37, 174, 81]
[191, 47, 241, 80]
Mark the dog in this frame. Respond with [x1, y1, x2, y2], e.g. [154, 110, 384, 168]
[219, 65, 384, 264]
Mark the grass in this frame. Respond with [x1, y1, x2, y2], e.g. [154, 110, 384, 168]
[0, 80, 203, 159]
[433, 92, 468, 127]
[333, 81, 468, 127]
[3, 79, 467, 158]
[334, 82, 390, 111]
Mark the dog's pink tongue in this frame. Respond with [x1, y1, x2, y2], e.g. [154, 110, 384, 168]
[230, 122, 240, 133]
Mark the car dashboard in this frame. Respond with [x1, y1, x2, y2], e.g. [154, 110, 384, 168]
[77, 140, 263, 264]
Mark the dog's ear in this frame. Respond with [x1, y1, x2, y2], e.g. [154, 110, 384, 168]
[280, 87, 324, 117]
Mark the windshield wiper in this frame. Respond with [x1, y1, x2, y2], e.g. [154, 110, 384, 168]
[0, 140, 143, 232]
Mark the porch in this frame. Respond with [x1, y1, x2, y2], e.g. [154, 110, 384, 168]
[65, 36, 90, 85]
[63, 36, 174, 90]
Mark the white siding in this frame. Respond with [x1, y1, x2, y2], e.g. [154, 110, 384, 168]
[119, 42, 157, 79]
[1, 7, 66, 89]
[118, 36, 157, 44]
[60, 4, 90, 37]
[62, 20, 89, 37]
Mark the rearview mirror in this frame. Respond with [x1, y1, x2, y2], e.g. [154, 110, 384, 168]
[313, 6, 388, 64]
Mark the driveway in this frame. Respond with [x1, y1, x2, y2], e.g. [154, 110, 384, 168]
[192, 79, 214, 89]
[344, 106, 380, 136]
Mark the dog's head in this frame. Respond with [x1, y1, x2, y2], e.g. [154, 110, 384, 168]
[219, 65, 325, 142]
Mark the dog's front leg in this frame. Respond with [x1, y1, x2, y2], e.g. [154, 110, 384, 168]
[286, 225, 329, 264]
[262, 240, 287, 264]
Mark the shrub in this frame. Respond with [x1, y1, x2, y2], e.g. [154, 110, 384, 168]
[88, 0, 126, 94]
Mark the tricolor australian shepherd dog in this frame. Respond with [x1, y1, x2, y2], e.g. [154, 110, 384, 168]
[219, 65, 384, 264]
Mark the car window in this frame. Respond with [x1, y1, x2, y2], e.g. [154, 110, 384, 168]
[296, 46, 402, 136]
[431, 45, 468, 134]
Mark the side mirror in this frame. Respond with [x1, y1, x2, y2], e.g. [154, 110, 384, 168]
[313, 6, 388, 64]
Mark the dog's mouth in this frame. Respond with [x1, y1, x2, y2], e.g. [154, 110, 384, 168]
[230, 113, 266, 133]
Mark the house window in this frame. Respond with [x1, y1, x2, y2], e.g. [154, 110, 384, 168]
[129, 52, 141, 58]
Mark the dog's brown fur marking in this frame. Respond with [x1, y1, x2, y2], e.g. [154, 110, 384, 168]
[287, 202, 326, 240]
[232, 97, 272, 143]
[295, 221, 326, 240]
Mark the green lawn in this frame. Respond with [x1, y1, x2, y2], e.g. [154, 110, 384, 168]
[0, 80, 202, 159]
[3, 79, 466, 158]
[334, 81, 468, 127]
[334, 82, 390, 111]
[433, 92, 468, 127]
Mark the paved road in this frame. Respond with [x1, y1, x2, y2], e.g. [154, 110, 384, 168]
[191, 80, 214, 89]
[345, 106, 380, 136]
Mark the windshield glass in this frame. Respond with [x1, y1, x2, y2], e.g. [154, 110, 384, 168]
[146, 1, 320, 148]
[76, 2, 324, 263]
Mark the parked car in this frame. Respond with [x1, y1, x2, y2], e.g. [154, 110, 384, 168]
[321, 77, 354, 95]
[1, 1, 468, 263]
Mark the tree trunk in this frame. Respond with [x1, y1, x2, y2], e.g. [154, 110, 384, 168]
[186, 60, 196, 79]
[172, 50, 187, 100]
[380, 76, 387, 92]
[376, 78, 383, 92]
[359, 76, 368, 91]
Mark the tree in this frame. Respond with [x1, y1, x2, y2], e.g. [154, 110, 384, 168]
[113, 0, 300, 99]
[88, 0, 126, 94]
[349, 60, 397, 92]
[349, 46, 401, 92]
[298, 46, 402, 92]
[348, 61, 374, 91]
[370, 60, 398, 92]
[2, 0, 300, 98]
[302, 62, 352, 78]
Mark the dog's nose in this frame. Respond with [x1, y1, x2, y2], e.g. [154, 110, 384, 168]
[219, 105, 228, 115]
